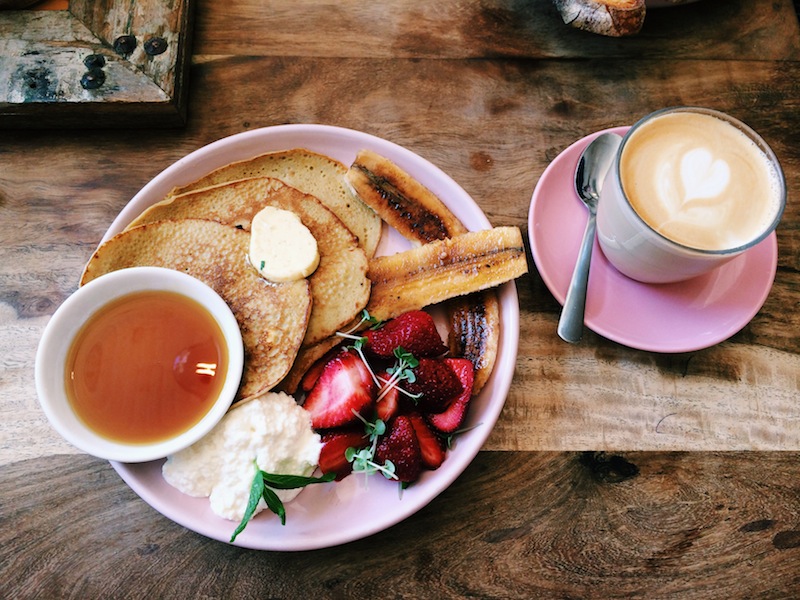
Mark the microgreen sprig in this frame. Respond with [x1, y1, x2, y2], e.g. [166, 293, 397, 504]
[230, 462, 335, 542]
[377, 347, 421, 403]
[339, 309, 383, 336]
[346, 447, 397, 479]
[345, 412, 398, 480]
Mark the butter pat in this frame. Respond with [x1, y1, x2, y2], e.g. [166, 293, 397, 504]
[250, 206, 320, 282]
[162, 392, 322, 522]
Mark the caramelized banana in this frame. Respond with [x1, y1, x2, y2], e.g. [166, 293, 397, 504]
[444, 291, 500, 394]
[347, 150, 505, 392]
[365, 227, 527, 322]
[346, 149, 465, 242]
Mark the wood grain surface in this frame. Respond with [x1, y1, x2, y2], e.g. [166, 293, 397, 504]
[2, 452, 799, 598]
[1, 0, 799, 596]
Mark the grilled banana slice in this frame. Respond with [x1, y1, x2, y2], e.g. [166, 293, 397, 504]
[444, 291, 500, 394]
[346, 149, 465, 243]
[365, 227, 526, 322]
[347, 149, 505, 393]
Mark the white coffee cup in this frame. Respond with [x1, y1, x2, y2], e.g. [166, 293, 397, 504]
[596, 107, 785, 284]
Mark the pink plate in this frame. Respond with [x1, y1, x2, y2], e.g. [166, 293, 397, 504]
[528, 127, 778, 353]
[109, 124, 520, 550]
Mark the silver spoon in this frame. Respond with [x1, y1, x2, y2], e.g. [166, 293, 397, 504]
[557, 132, 622, 343]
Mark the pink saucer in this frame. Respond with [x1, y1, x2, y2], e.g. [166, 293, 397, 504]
[528, 127, 778, 353]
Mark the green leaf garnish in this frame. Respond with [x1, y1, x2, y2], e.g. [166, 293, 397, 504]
[338, 309, 382, 337]
[262, 486, 286, 525]
[230, 462, 335, 542]
[230, 467, 265, 542]
[442, 422, 484, 449]
[359, 308, 383, 330]
[348, 447, 397, 479]
[261, 472, 336, 490]
[352, 411, 385, 442]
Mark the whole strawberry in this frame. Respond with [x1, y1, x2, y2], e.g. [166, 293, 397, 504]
[375, 415, 422, 482]
[405, 357, 463, 413]
[363, 310, 447, 360]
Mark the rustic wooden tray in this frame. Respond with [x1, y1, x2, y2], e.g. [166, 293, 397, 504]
[0, 0, 194, 128]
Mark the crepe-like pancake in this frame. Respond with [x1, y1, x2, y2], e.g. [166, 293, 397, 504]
[129, 177, 370, 347]
[80, 219, 312, 402]
[167, 148, 382, 258]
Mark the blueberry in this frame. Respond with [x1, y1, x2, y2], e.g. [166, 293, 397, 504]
[113, 35, 137, 55]
[143, 37, 168, 56]
[83, 54, 106, 69]
[80, 68, 106, 90]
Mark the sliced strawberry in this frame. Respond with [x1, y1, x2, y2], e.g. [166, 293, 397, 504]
[375, 370, 401, 422]
[404, 357, 463, 413]
[299, 343, 343, 393]
[408, 413, 445, 470]
[319, 429, 369, 480]
[303, 349, 376, 429]
[363, 310, 447, 360]
[375, 415, 421, 483]
[300, 356, 327, 393]
[426, 358, 475, 434]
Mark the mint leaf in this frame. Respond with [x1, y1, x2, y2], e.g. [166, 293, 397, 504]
[262, 486, 286, 525]
[261, 472, 335, 490]
[230, 465, 335, 542]
[230, 465, 265, 542]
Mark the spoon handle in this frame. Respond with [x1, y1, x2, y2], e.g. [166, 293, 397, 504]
[557, 212, 597, 343]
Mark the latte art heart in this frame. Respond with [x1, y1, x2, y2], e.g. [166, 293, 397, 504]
[679, 148, 730, 203]
[619, 111, 782, 251]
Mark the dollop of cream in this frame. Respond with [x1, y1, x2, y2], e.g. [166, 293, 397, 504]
[249, 206, 320, 282]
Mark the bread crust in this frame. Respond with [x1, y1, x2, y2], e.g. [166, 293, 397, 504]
[554, 0, 646, 37]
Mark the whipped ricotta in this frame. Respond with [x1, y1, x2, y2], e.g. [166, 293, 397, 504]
[249, 206, 320, 282]
[162, 392, 322, 521]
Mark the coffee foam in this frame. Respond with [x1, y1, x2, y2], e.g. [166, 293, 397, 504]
[620, 112, 782, 251]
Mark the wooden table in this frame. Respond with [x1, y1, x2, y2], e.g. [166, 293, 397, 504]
[2, 0, 799, 596]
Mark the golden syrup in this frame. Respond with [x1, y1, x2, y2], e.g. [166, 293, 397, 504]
[65, 290, 229, 444]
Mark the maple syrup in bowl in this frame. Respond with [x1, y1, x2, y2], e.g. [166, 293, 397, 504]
[35, 267, 243, 462]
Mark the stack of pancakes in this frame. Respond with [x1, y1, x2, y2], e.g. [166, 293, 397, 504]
[81, 149, 382, 403]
